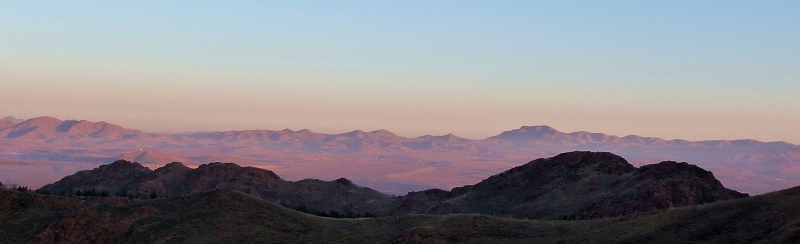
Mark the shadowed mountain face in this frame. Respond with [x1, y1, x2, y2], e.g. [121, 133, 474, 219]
[3, 185, 799, 243]
[391, 152, 747, 220]
[37, 160, 393, 217]
[37, 152, 746, 220]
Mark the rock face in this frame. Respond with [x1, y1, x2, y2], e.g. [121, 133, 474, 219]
[37, 151, 747, 220]
[37, 160, 154, 196]
[37, 160, 393, 217]
[391, 151, 747, 220]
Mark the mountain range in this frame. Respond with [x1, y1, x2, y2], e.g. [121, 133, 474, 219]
[1, 116, 799, 195]
[36, 151, 746, 220]
[4, 151, 797, 243]
[0, 116, 25, 124]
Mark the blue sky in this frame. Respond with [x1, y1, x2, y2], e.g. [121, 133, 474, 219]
[1, 1, 798, 142]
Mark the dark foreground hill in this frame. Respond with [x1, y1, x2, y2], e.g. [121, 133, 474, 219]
[393, 151, 747, 220]
[36, 151, 747, 219]
[36, 161, 393, 217]
[2, 186, 799, 243]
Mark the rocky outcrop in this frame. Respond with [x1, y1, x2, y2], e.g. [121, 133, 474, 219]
[37, 151, 747, 220]
[37, 160, 393, 217]
[36, 160, 154, 196]
[393, 151, 748, 220]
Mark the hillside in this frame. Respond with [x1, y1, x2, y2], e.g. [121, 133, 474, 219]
[0, 117, 153, 140]
[3, 186, 800, 243]
[37, 160, 393, 217]
[36, 152, 746, 219]
[391, 151, 746, 220]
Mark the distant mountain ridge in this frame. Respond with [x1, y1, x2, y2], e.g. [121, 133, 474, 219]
[0, 116, 24, 124]
[37, 151, 747, 220]
[2, 115, 799, 195]
[3, 116, 797, 147]
[490, 125, 797, 148]
[0, 116, 156, 140]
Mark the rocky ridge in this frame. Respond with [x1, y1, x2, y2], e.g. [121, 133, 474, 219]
[392, 151, 747, 220]
[37, 151, 747, 219]
[38, 161, 391, 217]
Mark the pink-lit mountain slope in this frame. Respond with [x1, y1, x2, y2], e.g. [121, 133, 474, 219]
[0, 116, 798, 195]
[0, 117, 154, 140]
[0, 116, 24, 124]
[0, 120, 14, 130]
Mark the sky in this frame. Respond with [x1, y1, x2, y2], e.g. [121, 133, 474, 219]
[1, 1, 799, 143]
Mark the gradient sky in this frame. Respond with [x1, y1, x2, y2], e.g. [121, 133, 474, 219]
[1, 1, 799, 143]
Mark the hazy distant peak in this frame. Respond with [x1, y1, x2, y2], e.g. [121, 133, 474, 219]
[487, 125, 565, 141]
[0, 116, 24, 124]
[340, 130, 368, 138]
[19, 116, 63, 128]
[4, 116, 146, 139]
[727, 139, 763, 148]
[441, 133, 461, 140]
[368, 129, 397, 138]
[291, 129, 321, 138]
[518, 125, 558, 132]
[418, 133, 466, 142]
